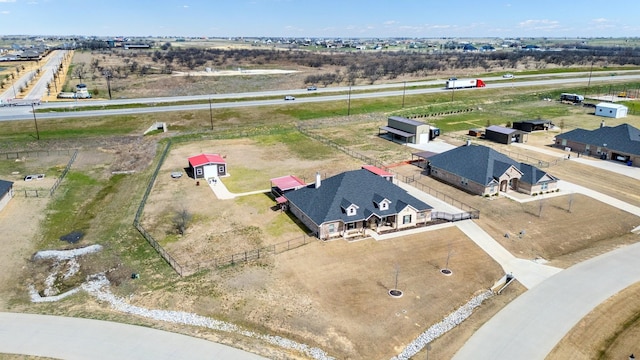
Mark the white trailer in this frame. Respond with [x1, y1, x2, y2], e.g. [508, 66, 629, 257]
[445, 78, 486, 89]
[3, 98, 41, 106]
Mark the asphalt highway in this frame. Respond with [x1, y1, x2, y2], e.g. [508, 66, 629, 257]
[1, 72, 639, 122]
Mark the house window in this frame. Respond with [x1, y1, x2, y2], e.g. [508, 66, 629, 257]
[461, 177, 468, 186]
[328, 223, 336, 233]
[380, 201, 388, 210]
[541, 182, 548, 190]
[561, 139, 567, 146]
[218, 165, 225, 173]
[349, 207, 356, 215]
[402, 215, 412, 224]
[196, 168, 203, 175]
[346, 222, 356, 230]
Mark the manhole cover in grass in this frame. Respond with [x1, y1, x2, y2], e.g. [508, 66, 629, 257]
[388, 289, 403, 298]
[440, 268, 453, 276]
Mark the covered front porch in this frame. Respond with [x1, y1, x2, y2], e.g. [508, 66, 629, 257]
[322, 215, 399, 240]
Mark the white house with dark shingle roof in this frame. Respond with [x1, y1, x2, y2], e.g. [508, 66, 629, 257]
[284, 168, 433, 240]
[426, 145, 558, 196]
[0, 180, 14, 213]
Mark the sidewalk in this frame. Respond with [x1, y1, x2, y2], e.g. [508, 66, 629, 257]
[206, 176, 269, 200]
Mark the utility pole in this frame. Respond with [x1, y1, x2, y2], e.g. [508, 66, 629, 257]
[208, 97, 214, 130]
[347, 85, 352, 116]
[31, 103, 40, 140]
[587, 60, 594, 91]
[104, 70, 112, 100]
[402, 81, 406, 108]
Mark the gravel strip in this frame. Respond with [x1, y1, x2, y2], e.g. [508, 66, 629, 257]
[391, 290, 494, 360]
[82, 274, 335, 360]
[31, 245, 492, 360]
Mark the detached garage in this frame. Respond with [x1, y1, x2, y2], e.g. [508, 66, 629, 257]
[379, 116, 439, 144]
[485, 125, 526, 144]
[0, 179, 14, 213]
[596, 103, 628, 118]
[188, 153, 227, 179]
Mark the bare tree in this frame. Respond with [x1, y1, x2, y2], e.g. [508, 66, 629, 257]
[73, 63, 86, 84]
[173, 208, 192, 235]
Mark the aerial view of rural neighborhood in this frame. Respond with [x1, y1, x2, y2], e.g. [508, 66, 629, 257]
[2, 2, 640, 359]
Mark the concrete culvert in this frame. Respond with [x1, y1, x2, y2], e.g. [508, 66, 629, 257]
[60, 231, 84, 244]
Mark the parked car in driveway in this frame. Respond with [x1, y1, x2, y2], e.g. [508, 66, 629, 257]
[284, 95, 295, 100]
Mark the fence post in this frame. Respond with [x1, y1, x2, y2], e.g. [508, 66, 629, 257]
[245, 251, 247, 262]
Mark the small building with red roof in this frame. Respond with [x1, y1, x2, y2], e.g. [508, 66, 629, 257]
[361, 165, 394, 181]
[187, 153, 227, 179]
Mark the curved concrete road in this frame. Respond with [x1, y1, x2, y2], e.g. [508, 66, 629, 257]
[0, 312, 266, 360]
[453, 156, 640, 359]
[453, 241, 640, 359]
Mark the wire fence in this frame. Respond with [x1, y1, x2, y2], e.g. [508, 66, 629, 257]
[297, 124, 480, 220]
[187, 234, 312, 272]
[132, 140, 186, 276]
[449, 134, 568, 168]
[10, 149, 78, 198]
[0, 148, 73, 160]
[133, 140, 312, 276]
[50, 149, 77, 196]
[394, 172, 480, 218]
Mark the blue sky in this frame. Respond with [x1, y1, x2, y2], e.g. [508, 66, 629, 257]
[1, 0, 638, 38]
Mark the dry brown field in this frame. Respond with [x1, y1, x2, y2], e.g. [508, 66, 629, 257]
[1, 128, 639, 359]
[2, 48, 640, 359]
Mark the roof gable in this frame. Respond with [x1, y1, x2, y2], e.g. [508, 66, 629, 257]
[188, 153, 226, 167]
[428, 145, 553, 186]
[285, 169, 432, 225]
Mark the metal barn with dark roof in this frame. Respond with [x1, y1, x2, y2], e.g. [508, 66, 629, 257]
[485, 125, 526, 144]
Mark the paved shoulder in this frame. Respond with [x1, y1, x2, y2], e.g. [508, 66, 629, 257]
[0, 312, 266, 360]
[453, 241, 640, 360]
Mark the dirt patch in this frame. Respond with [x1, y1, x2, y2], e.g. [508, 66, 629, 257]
[142, 137, 364, 269]
[0, 196, 49, 309]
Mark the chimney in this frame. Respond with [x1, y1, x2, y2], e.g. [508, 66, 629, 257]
[600, 120, 605, 128]
[315, 172, 321, 188]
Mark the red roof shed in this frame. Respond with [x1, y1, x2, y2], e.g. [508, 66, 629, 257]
[187, 153, 227, 179]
